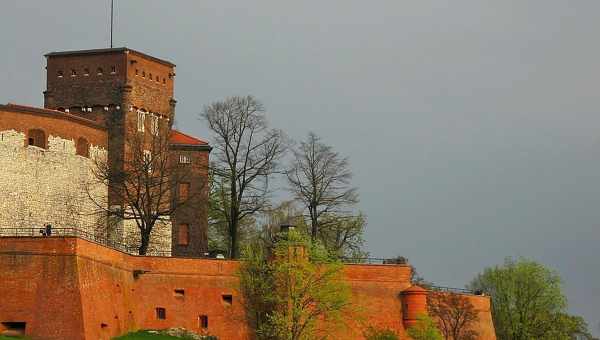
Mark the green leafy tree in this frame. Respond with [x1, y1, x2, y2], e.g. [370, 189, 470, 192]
[238, 230, 351, 340]
[468, 257, 592, 340]
[407, 314, 444, 340]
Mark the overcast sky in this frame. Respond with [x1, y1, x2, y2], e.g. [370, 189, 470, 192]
[1, 1, 599, 335]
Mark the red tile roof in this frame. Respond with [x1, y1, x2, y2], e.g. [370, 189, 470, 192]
[170, 130, 208, 146]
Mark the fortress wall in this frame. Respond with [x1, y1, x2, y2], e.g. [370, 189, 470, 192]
[0, 238, 86, 340]
[0, 237, 497, 340]
[0, 131, 107, 233]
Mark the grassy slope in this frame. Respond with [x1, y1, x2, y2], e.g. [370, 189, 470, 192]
[113, 331, 192, 340]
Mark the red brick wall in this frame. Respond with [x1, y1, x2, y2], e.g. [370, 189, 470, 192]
[0, 237, 496, 340]
[0, 105, 107, 148]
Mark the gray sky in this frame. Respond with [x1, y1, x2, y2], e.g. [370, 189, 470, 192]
[2, 1, 599, 335]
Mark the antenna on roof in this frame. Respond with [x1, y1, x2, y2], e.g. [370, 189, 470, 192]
[110, 0, 114, 48]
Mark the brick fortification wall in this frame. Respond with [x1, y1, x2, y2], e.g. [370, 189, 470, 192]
[0, 237, 496, 340]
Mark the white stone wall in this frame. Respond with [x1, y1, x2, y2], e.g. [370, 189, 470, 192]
[0, 130, 106, 236]
[0, 129, 172, 255]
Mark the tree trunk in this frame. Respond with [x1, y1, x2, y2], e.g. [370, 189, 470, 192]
[229, 217, 239, 258]
[139, 230, 150, 255]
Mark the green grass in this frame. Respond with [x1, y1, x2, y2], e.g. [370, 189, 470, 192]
[0, 336, 28, 340]
[113, 330, 195, 340]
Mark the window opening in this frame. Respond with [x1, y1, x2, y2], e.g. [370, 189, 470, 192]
[137, 110, 146, 132]
[199, 315, 208, 329]
[222, 294, 233, 305]
[179, 155, 191, 164]
[174, 289, 185, 297]
[156, 308, 166, 320]
[27, 129, 46, 149]
[178, 224, 189, 246]
[178, 182, 190, 202]
[76, 137, 89, 157]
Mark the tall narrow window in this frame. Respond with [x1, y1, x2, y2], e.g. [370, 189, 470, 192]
[199, 315, 208, 329]
[27, 129, 46, 149]
[156, 308, 166, 320]
[143, 150, 152, 173]
[178, 182, 190, 202]
[137, 110, 146, 132]
[150, 115, 159, 135]
[178, 224, 189, 246]
[76, 137, 89, 157]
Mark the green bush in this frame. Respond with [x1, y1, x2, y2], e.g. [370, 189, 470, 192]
[363, 326, 399, 340]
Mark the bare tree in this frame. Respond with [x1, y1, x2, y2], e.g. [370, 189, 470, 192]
[287, 132, 358, 240]
[317, 213, 367, 258]
[202, 95, 286, 258]
[428, 291, 479, 340]
[88, 124, 204, 255]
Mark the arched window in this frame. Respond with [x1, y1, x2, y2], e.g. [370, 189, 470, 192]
[97, 67, 103, 75]
[27, 129, 46, 149]
[76, 137, 89, 157]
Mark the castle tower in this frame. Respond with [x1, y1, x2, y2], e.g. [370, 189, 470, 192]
[42, 48, 210, 257]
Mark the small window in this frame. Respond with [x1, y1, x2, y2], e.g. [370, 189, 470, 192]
[174, 289, 185, 297]
[156, 76, 159, 82]
[156, 307, 166, 320]
[111, 66, 116, 74]
[84, 68, 90, 76]
[178, 182, 190, 202]
[27, 129, 46, 149]
[76, 137, 89, 157]
[1, 322, 26, 334]
[143, 150, 152, 173]
[97, 67, 103, 75]
[71, 69, 77, 77]
[199, 315, 208, 329]
[137, 111, 146, 132]
[142, 71, 146, 78]
[163, 78, 166, 84]
[150, 115, 159, 135]
[178, 224, 189, 246]
[179, 155, 191, 164]
[149, 73, 153, 80]
[135, 69, 139, 76]
[57, 70, 63, 78]
[222, 294, 233, 305]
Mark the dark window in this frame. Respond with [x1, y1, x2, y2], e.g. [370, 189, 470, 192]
[71, 69, 77, 76]
[1, 322, 26, 334]
[111, 66, 116, 74]
[27, 129, 46, 149]
[178, 182, 190, 202]
[163, 78, 166, 84]
[178, 224, 189, 246]
[76, 137, 90, 157]
[199, 315, 208, 329]
[156, 307, 166, 320]
[84, 68, 90, 76]
[97, 67, 103, 75]
[142, 71, 146, 78]
[57, 70, 63, 78]
[156, 76, 159, 81]
[174, 289, 185, 297]
[135, 69, 139, 76]
[222, 294, 233, 305]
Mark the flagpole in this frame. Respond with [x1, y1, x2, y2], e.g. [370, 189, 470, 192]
[110, 0, 114, 48]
